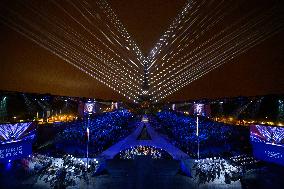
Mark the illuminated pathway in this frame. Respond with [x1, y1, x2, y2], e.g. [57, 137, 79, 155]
[99, 121, 189, 160]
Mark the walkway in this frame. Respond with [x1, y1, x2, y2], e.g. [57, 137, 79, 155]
[98, 121, 189, 160]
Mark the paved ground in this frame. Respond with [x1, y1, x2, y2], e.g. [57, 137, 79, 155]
[89, 157, 195, 189]
[77, 157, 242, 189]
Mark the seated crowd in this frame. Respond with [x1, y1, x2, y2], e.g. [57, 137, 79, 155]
[56, 109, 136, 156]
[154, 111, 250, 158]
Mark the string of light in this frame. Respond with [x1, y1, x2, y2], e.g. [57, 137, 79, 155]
[147, 1, 283, 102]
[0, 0, 282, 103]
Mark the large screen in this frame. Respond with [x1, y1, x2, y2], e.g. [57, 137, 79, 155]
[84, 102, 96, 114]
[250, 125, 284, 166]
[0, 140, 32, 162]
[0, 122, 34, 162]
[0, 122, 35, 144]
[190, 103, 211, 117]
[250, 125, 284, 145]
[194, 104, 204, 116]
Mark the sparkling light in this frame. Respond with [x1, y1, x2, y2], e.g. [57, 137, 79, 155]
[0, 122, 33, 143]
[0, 0, 282, 102]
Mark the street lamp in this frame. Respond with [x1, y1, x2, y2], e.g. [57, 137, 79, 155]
[84, 99, 95, 171]
[196, 116, 199, 160]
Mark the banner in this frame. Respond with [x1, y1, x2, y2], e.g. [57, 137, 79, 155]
[0, 140, 32, 162]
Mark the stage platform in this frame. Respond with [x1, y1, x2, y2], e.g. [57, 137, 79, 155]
[99, 121, 189, 160]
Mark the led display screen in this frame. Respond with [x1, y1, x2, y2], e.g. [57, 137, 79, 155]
[0, 122, 35, 144]
[250, 125, 284, 145]
[84, 102, 96, 114]
[250, 125, 284, 166]
[0, 140, 32, 162]
[194, 104, 205, 116]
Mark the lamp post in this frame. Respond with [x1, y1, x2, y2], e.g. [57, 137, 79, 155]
[84, 99, 94, 172]
[194, 103, 203, 160]
[196, 116, 200, 160]
[86, 122, 89, 171]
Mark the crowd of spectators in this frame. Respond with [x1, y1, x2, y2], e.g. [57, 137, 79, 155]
[20, 154, 99, 188]
[21, 154, 52, 175]
[154, 111, 250, 158]
[193, 157, 242, 185]
[55, 109, 136, 156]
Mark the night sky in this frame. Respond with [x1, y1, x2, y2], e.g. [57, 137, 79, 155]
[0, 0, 283, 102]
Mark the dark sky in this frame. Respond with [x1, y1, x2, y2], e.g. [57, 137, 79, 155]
[0, 0, 283, 102]
[110, 0, 186, 53]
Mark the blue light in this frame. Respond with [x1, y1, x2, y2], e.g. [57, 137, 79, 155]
[0, 140, 33, 163]
[251, 125, 284, 144]
[5, 162, 12, 171]
[0, 122, 33, 143]
[250, 125, 284, 166]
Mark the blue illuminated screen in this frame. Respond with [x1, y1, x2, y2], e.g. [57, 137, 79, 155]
[250, 125, 284, 145]
[250, 125, 284, 166]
